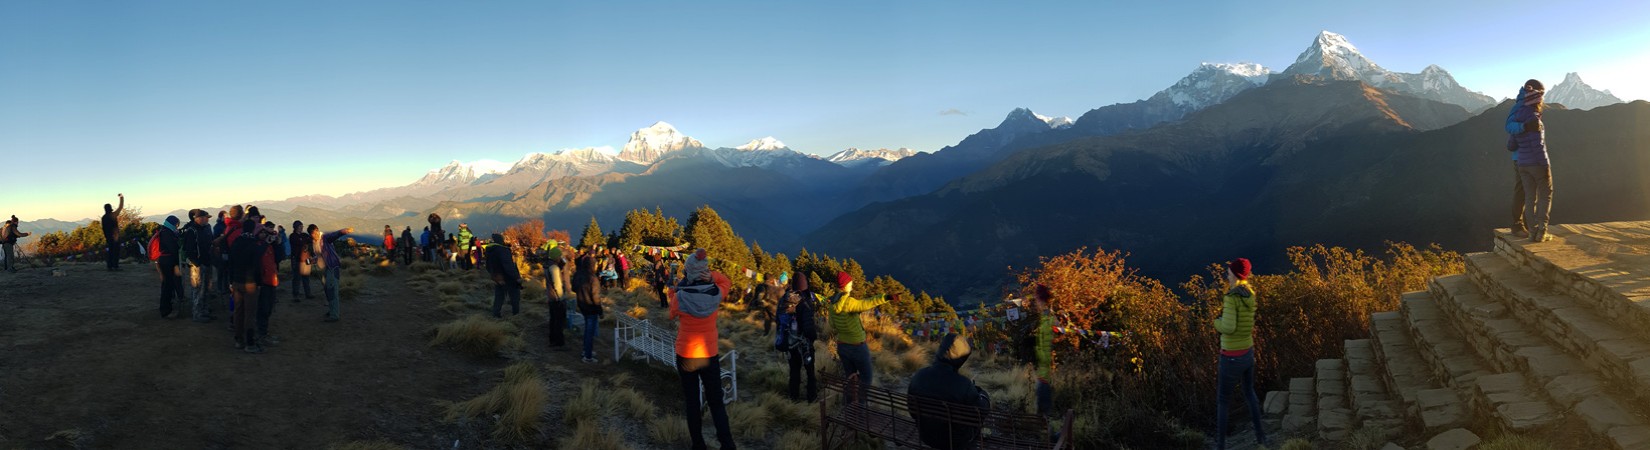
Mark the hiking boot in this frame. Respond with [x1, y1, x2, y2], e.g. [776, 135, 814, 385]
[245, 344, 264, 354]
[1512, 229, 1530, 238]
[582, 356, 597, 364]
[261, 335, 281, 345]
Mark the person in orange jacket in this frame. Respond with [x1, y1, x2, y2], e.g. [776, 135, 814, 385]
[668, 249, 737, 450]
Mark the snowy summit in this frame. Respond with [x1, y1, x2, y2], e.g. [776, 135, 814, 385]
[735, 137, 789, 151]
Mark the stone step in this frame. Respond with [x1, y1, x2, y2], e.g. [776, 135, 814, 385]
[1492, 224, 1650, 341]
[1316, 358, 1352, 441]
[1400, 292, 1493, 391]
[1404, 286, 1563, 434]
[1282, 377, 1317, 434]
[1465, 253, 1650, 403]
[1342, 339, 1403, 440]
[1370, 310, 1466, 433]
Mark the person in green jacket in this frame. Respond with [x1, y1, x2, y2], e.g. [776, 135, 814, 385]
[1214, 258, 1265, 450]
[455, 224, 475, 270]
[1032, 284, 1057, 417]
[826, 271, 892, 404]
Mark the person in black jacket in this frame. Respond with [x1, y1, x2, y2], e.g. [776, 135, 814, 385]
[2, 215, 31, 273]
[907, 333, 992, 450]
[102, 193, 124, 271]
[399, 227, 416, 265]
[228, 219, 265, 353]
[154, 215, 184, 318]
[181, 210, 217, 322]
[778, 275, 820, 402]
[289, 221, 314, 302]
[484, 233, 522, 318]
[573, 247, 603, 362]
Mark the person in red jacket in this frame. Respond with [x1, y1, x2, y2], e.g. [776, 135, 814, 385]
[255, 221, 285, 346]
[669, 249, 736, 450]
[382, 225, 396, 260]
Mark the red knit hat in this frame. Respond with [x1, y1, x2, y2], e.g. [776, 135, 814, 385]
[1228, 258, 1252, 280]
[836, 271, 853, 289]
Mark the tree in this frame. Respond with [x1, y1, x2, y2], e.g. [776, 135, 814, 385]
[616, 207, 682, 250]
[502, 218, 548, 251]
[683, 205, 757, 291]
[578, 216, 604, 249]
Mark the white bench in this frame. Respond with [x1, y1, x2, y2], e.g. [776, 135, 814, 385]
[613, 313, 739, 405]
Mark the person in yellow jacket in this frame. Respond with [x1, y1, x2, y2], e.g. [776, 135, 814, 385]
[1214, 258, 1266, 450]
[826, 271, 892, 404]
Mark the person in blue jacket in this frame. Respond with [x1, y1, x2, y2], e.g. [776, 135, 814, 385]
[1506, 79, 1552, 242]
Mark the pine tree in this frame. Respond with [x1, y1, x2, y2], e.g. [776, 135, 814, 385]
[683, 205, 755, 287]
[578, 216, 604, 249]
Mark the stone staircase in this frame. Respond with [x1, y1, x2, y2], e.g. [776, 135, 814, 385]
[1268, 222, 1650, 449]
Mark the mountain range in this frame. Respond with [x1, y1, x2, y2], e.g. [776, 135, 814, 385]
[14, 31, 1641, 305]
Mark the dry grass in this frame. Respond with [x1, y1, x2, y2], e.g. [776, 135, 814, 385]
[436, 281, 465, 295]
[972, 363, 1036, 413]
[428, 315, 524, 357]
[1480, 434, 1557, 450]
[1345, 424, 1396, 450]
[727, 401, 770, 440]
[610, 386, 656, 419]
[562, 379, 609, 425]
[1277, 439, 1314, 450]
[648, 414, 690, 446]
[327, 440, 406, 450]
[626, 304, 648, 318]
[775, 429, 820, 450]
[444, 361, 546, 441]
[558, 419, 629, 450]
[756, 392, 815, 430]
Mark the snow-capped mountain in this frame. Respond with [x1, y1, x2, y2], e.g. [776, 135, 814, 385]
[617, 121, 704, 164]
[1152, 62, 1274, 111]
[1033, 113, 1075, 129]
[1548, 72, 1623, 110]
[1278, 31, 1495, 111]
[412, 160, 510, 187]
[825, 147, 920, 168]
[735, 137, 789, 151]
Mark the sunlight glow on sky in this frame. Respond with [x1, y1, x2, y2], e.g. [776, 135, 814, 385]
[2, 0, 1647, 221]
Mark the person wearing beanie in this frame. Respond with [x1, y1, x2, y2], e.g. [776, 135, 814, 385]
[907, 333, 991, 450]
[573, 246, 605, 362]
[154, 215, 185, 318]
[776, 273, 820, 402]
[484, 233, 522, 319]
[667, 249, 737, 450]
[825, 270, 891, 404]
[455, 223, 474, 270]
[2, 215, 32, 273]
[1506, 78, 1554, 242]
[1031, 284, 1057, 418]
[1214, 257, 1265, 449]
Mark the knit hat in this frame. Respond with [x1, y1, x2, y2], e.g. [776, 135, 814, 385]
[935, 333, 972, 368]
[836, 271, 853, 289]
[1228, 258, 1252, 280]
[683, 249, 711, 282]
[165, 215, 180, 227]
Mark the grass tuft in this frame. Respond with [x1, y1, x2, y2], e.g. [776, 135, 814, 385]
[562, 379, 609, 425]
[1480, 434, 1557, 450]
[558, 419, 628, 450]
[648, 414, 690, 446]
[727, 401, 770, 440]
[775, 429, 820, 450]
[428, 315, 524, 357]
[443, 361, 545, 442]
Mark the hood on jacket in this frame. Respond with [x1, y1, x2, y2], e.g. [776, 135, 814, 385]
[676, 276, 723, 318]
[934, 333, 971, 369]
[1228, 283, 1256, 308]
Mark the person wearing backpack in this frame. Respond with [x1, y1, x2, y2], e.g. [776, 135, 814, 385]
[1214, 258, 1266, 450]
[181, 210, 217, 322]
[254, 221, 285, 346]
[777, 274, 820, 402]
[228, 219, 266, 353]
[2, 215, 31, 273]
[826, 271, 892, 404]
[669, 249, 737, 450]
[484, 233, 522, 319]
[1507, 79, 1553, 242]
[289, 221, 314, 302]
[382, 225, 396, 262]
[454, 223, 474, 270]
[399, 227, 416, 265]
[152, 216, 184, 318]
[102, 193, 125, 271]
[318, 226, 352, 322]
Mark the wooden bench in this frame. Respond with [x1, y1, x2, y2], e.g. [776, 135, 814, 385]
[819, 372, 1073, 450]
[612, 313, 739, 405]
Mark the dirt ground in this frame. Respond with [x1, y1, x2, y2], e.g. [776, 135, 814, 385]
[0, 259, 676, 450]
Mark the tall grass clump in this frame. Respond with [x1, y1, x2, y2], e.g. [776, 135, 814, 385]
[648, 414, 690, 446]
[1479, 434, 1557, 450]
[429, 315, 524, 357]
[558, 419, 627, 450]
[562, 379, 609, 425]
[444, 361, 546, 441]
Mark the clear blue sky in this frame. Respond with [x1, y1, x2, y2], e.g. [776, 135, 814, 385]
[3, 0, 1647, 221]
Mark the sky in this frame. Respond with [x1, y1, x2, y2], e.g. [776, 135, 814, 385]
[3, 0, 1648, 221]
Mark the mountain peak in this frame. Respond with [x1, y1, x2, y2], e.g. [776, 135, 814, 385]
[1003, 108, 1071, 129]
[618, 121, 704, 164]
[1310, 30, 1359, 59]
[735, 136, 789, 151]
[1548, 72, 1623, 110]
[825, 147, 921, 168]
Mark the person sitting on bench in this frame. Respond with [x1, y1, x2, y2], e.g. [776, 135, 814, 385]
[907, 332, 991, 450]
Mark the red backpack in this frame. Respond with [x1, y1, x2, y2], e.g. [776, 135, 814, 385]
[147, 231, 163, 261]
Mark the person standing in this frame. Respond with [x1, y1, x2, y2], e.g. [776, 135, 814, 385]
[574, 247, 603, 363]
[213, 210, 229, 294]
[228, 220, 264, 353]
[153, 216, 184, 318]
[455, 223, 473, 270]
[668, 249, 737, 450]
[1030, 285, 1057, 418]
[254, 221, 284, 346]
[399, 226, 416, 265]
[419, 226, 431, 262]
[1214, 258, 1266, 450]
[1508, 79, 1553, 242]
[102, 193, 125, 271]
[825, 271, 891, 404]
[616, 250, 630, 290]
[907, 333, 991, 450]
[542, 240, 568, 348]
[289, 221, 314, 302]
[181, 210, 217, 322]
[319, 227, 353, 322]
[383, 225, 396, 262]
[2, 215, 31, 273]
[484, 233, 522, 318]
[778, 274, 820, 402]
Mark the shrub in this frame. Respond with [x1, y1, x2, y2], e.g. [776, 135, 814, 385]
[444, 362, 545, 441]
[428, 315, 524, 357]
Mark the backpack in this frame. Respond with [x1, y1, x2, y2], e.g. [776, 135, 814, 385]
[147, 231, 163, 261]
[773, 313, 794, 351]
